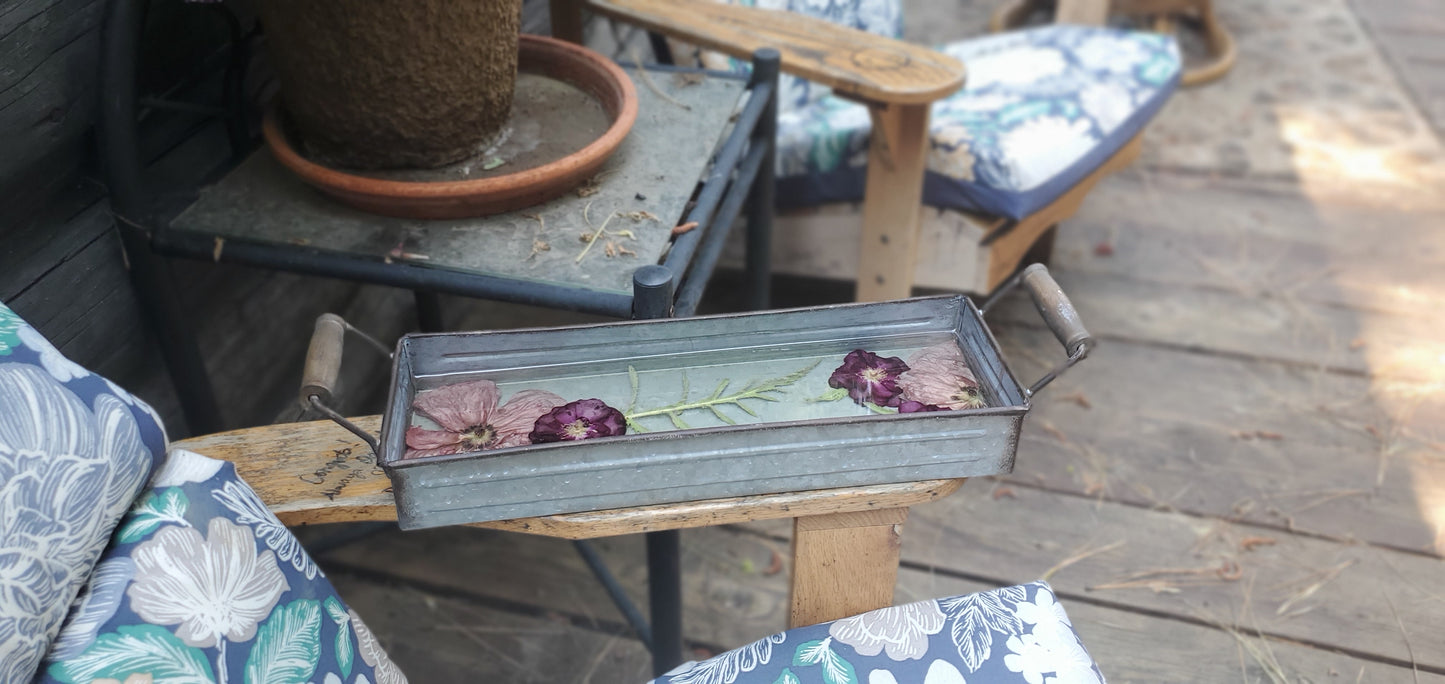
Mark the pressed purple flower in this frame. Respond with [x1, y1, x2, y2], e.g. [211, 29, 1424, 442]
[530, 398, 628, 443]
[829, 349, 910, 408]
[404, 380, 565, 459]
[899, 344, 986, 410]
[898, 400, 947, 413]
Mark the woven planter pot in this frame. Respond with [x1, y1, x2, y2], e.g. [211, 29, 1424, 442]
[259, 0, 522, 170]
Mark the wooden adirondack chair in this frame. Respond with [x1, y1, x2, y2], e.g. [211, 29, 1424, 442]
[549, 0, 1183, 299]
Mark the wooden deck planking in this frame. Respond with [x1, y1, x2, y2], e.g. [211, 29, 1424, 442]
[1039, 173, 1445, 316]
[977, 324, 1445, 555]
[326, 571, 654, 683]
[966, 169, 1445, 557]
[901, 481, 1445, 673]
[1351, 0, 1445, 134]
[319, 526, 789, 651]
[910, 570, 1445, 684]
[985, 265, 1441, 378]
[318, 523, 1444, 682]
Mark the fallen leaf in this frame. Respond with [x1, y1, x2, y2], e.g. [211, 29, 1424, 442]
[1232, 430, 1282, 441]
[386, 239, 406, 260]
[1038, 421, 1070, 444]
[483, 157, 506, 171]
[674, 72, 706, 87]
[212, 237, 224, 262]
[991, 486, 1017, 500]
[604, 241, 617, 258]
[1239, 536, 1276, 552]
[764, 550, 783, 576]
[1058, 392, 1092, 409]
[672, 221, 699, 236]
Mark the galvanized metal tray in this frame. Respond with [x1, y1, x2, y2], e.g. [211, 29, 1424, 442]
[364, 265, 1089, 529]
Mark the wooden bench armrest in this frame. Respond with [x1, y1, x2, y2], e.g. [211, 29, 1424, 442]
[172, 417, 964, 539]
[578, 0, 965, 105]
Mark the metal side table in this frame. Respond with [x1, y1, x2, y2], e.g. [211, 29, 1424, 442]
[100, 1, 779, 674]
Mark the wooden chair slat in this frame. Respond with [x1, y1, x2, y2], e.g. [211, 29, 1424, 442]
[172, 417, 964, 539]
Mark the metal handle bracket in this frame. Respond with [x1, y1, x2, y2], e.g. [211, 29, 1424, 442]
[299, 313, 392, 454]
[981, 264, 1093, 397]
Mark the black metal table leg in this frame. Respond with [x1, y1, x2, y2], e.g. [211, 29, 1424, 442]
[573, 540, 654, 645]
[745, 49, 779, 312]
[631, 265, 685, 675]
[100, 0, 225, 436]
[646, 529, 684, 675]
[413, 290, 445, 332]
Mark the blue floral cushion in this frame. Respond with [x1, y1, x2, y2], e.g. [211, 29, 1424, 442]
[774, 25, 1182, 219]
[646, 582, 1102, 684]
[0, 303, 168, 682]
[37, 449, 409, 684]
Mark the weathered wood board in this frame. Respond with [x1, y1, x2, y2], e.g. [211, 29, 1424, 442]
[981, 322, 1445, 556]
[901, 481, 1445, 673]
[1046, 172, 1445, 315]
[1350, 0, 1445, 134]
[327, 571, 654, 683]
[317, 523, 1445, 682]
[0, 0, 103, 204]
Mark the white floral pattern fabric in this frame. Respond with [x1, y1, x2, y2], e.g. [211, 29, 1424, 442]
[772, 25, 1182, 219]
[0, 303, 403, 683]
[37, 450, 408, 684]
[0, 302, 166, 682]
[648, 582, 1103, 684]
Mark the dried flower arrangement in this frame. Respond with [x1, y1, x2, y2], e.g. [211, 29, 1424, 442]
[402, 342, 984, 460]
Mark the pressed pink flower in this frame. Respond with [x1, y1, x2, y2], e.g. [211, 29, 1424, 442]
[404, 380, 564, 459]
[898, 343, 986, 410]
[898, 400, 947, 413]
[829, 349, 910, 407]
[530, 398, 627, 443]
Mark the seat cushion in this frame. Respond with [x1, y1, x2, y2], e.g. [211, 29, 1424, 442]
[647, 581, 1102, 683]
[36, 449, 409, 684]
[775, 25, 1182, 219]
[0, 303, 168, 682]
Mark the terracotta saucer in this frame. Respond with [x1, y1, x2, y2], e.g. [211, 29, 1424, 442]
[263, 35, 639, 219]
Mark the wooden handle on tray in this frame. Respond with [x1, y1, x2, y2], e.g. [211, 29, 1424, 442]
[300, 313, 346, 408]
[1019, 264, 1092, 358]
